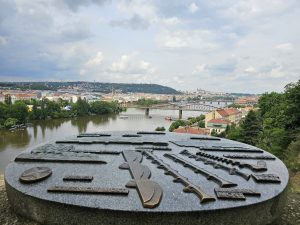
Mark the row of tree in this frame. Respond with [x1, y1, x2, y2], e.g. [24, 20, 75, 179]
[168, 115, 205, 132]
[0, 98, 124, 129]
[217, 80, 300, 171]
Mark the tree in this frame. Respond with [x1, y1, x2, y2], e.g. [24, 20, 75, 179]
[4, 94, 12, 105]
[239, 110, 262, 146]
[4, 118, 18, 128]
[155, 126, 166, 131]
[172, 95, 176, 102]
[169, 120, 187, 132]
[9, 102, 28, 123]
[284, 80, 300, 130]
[74, 98, 90, 116]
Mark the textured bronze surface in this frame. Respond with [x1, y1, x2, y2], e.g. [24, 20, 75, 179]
[196, 151, 267, 172]
[63, 176, 94, 182]
[56, 140, 168, 146]
[71, 150, 121, 155]
[252, 174, 281, 183]
[137, 131, 165, 135]
[19, 167, 52, 183]
[164, 154, 237, 188]
[48, 186, 129, 195]
[180, 150, 251, 180]
[15, 153, 107, 164]
[223, 154, 276, 160]
[143, 150, 215, 203]
[214, 188, 260, 200]
[122, 134, 142, 137]
[77, 133, 111, 137]
[170, 141, 263, 153]
[135, 147, 172, 151]
[119, 150, 163, 208]
[190, 137, 221, 141]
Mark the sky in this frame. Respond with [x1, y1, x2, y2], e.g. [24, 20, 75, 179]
[0, 0, 299, 93]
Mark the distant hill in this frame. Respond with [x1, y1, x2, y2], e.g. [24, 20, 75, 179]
[0, 82, 181, 95]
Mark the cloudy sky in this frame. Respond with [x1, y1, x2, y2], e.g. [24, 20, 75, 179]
[0, 0, 299, 93]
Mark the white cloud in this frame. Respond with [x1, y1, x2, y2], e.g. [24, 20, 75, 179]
[156, 30, 218, 50]
[244, 66, 256, 73]
[85, 51, 104, 67]
[189, 2, 199, 14]
[275, 43, 293, 51]
[162, 35, 187, 49]
[192, 64, 207, 74]
[162, 17, 182, 26]
[111, 53, 155, 75]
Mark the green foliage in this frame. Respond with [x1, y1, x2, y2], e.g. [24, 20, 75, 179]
[90, 101, 116, 115]
[9, 102, 28, 123]
[197, 120, 205, 128]
[239, 110, 262, 146]
[284, 134, 300, 171]
[224, 79, 300, 171]
[258, 92, 287, 128]
[136, 98, 160, 106]
[4, 118, 18, 128]
[4, 94, 12, 105]
[284, 80, 300, 129]
[0, 98, 123, 129]
[226, 124, 243, 141]
[258, 128, 291, 159]
[155, 126, 166, 131]
[169, 120, 187, 132]
[228, 103, 245, 108]
[169, 115, 205, 132]
[73, 98, 90, 116]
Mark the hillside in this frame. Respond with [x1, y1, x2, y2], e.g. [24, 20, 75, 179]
[0, 82, 181, 94]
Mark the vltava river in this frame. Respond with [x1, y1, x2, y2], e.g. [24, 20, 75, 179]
[0, 108, 204, 173]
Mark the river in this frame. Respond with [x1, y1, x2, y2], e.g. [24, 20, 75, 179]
[0, 108, 206, 173]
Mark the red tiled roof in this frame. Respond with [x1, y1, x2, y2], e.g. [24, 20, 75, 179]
[217, 108, 240, 117]
[208, 119, 231, 124]
[174, 127, 210, 135]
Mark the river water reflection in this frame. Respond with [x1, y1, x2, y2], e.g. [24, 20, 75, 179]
[0, 108, 204, 173]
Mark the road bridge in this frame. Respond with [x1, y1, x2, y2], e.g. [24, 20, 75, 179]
[139, 102, 221, 119]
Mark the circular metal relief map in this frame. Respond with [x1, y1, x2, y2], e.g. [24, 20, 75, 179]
[5, 131, 289, 225]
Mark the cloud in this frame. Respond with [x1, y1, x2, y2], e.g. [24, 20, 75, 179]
[193, 60, 237, 76]
[156, 29, 218, 50]
[275, 43, 293, 52]
[244, 66, 256, 73]
[110, 14, 149, 30]
[0, 36, 7, 46]
[111, 53, 155, 75]
[59, 0, 110, 12]
[85, 52, 104, 67]
[189, 3, 199, 14]
[0, 0, 300, 93]
[162, 17, 182, 26]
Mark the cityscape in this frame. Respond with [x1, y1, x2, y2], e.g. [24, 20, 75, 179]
[0, 1, 299, 225]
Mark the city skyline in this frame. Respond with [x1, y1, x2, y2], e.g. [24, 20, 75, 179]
[0, 0, 299, 93]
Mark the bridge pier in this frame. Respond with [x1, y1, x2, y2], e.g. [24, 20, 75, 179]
[179, 110, 183, 119]
[145, 108, 150, 116]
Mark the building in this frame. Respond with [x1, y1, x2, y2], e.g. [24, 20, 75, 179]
[206, 119, 231, 134]
[174, 126, 210, 135]
[205, 108, 242, 127]
[234, 96, 259, 106]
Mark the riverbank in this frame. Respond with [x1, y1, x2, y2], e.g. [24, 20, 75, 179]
[0, 173, 299, 225]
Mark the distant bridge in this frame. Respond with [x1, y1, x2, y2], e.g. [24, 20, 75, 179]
[129, 101, 225, 119]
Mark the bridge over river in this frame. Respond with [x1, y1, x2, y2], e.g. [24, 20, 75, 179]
[128, 101, 231, 119]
